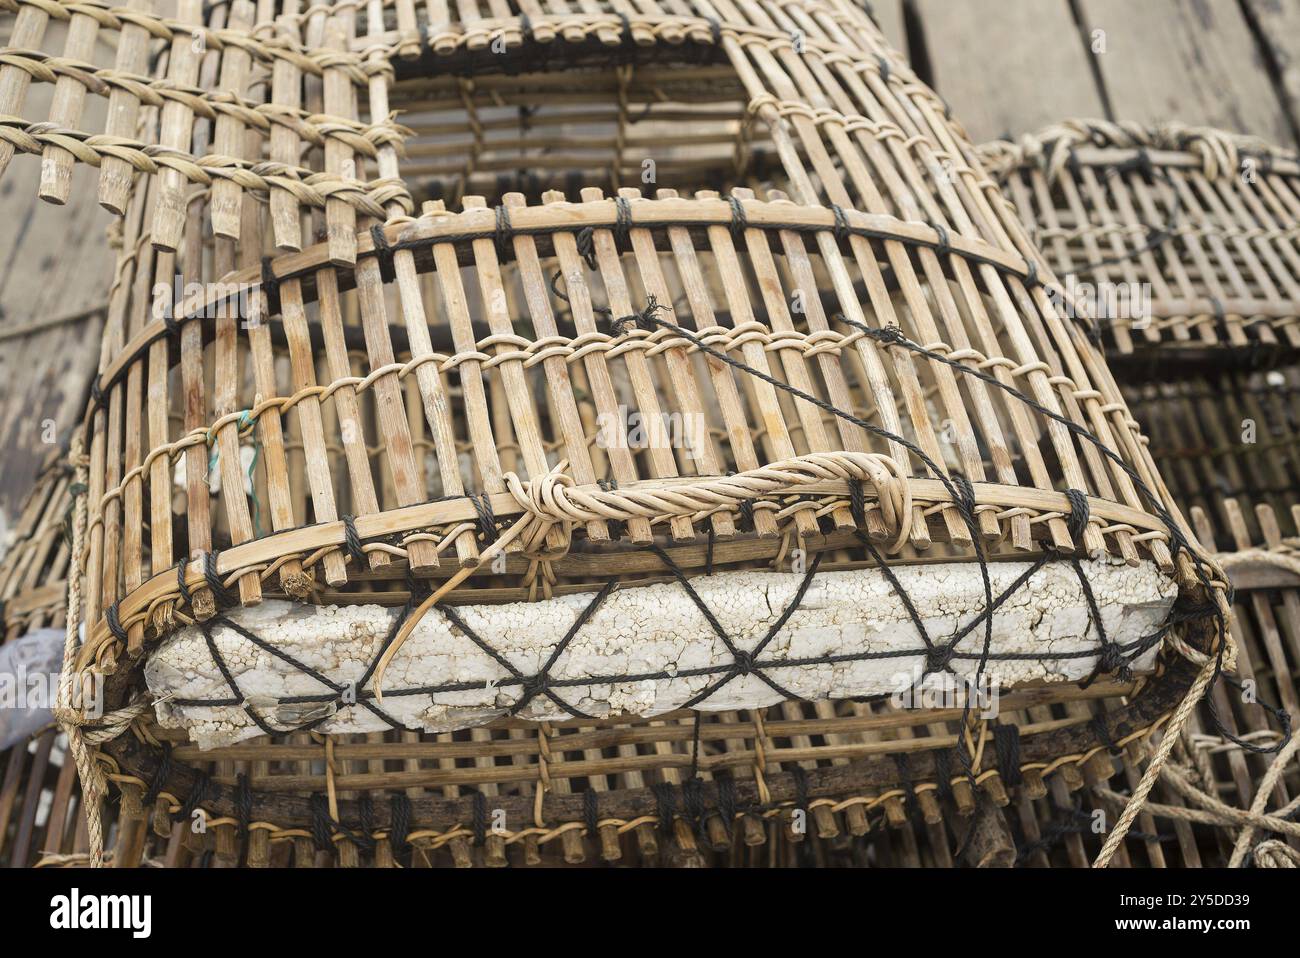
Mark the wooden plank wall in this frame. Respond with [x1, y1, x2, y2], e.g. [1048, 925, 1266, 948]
[906, 0, 1300, 149]
[0, 19, 113, 545]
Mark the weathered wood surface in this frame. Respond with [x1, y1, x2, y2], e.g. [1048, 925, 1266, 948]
[0, 20, 113, 541]
[914, 0, 1104, 141]
[914, 0, 1300, 148]
[1078, 0, 1295, 147]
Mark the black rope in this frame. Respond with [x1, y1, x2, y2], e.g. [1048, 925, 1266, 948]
[236, 771, 252, 857]
[309, 793, 333, 852]
[342, 514, 367, 565]
[175, 556, 192, 608]
[472, 791, 488, 846]
[584, 788, 600, 839]
[992, 723, 1023, 786]
[933, 748, 956, 805]
[369, 225, 396, 283]
[174, 769, 213, 824]
[389, 794, 412, 859]
[202, 550, 236, 608]
[259, 256, 281, 314]
[470, 493, 498, 545]
[493, 204, 514, 260]
[652, 781, 678, 834]
[106, 601, 127, 642]
[143, 742, 172, 806]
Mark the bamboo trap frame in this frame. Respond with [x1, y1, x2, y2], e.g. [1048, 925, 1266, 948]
[0, 1, 1263, 866]
[981, 119, 1300, 362]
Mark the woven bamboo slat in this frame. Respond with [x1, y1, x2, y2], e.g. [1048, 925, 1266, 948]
[0, 4, 1255, 866]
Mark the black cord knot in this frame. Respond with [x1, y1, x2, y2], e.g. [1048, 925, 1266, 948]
[471, 493, 498, 545]
[848, 478, 866, 529]
[520, 673, 549, 702]
[143, 742, 172, 806]
[651, 781, 678, 833]
[613, 195, 633, 245]
[260, 256, 281, 314]
[732, 650, 755, 676]
[106, 601, 127, 641]
[389, 794, 412, 857]
[1095, 642, 1131, 682]
[925, 643, 956, 675]
[951, 473, 977, 517]
[1091, 715, 1123, 756]
[236, 771, 253, 841]
[494, 204, 514, 261]
[472, 791, 489, 846]
[1063, 487, 1090, 546]
[203, 550, 236, 608]
[992, 723, 1023, 786]
[931, 221, 951, 257]
[309, 793, 333, 852]
[727, 193, 748, 237]
[608, 293, 669, 336]
[831, 203, 850, 242]
[575, 226, 597, 269]
[369, 225, 395, 283]
[869, 323, 907, 346]
[342, 514, 366, 564]
[176, 556, 192, 607]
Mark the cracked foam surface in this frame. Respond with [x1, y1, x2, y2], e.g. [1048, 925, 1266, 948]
[146, 558, 1176, 748]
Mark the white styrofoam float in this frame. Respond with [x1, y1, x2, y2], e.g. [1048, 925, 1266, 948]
[146, 558, 1176, 748]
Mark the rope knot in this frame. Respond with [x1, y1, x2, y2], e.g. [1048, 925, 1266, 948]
[1095, 642, 1132, 682]
[608, 293, 670, 336]
[521, 674, 549, 700]
[732, 650, 755, 676]
[925, 643, 957, 675]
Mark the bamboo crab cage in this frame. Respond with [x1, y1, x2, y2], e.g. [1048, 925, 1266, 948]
[0, 2, 1247, 866]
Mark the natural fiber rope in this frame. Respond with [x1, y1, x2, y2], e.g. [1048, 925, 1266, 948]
[1216, 548, 1300, 581]
[51, 435, 108, 867]
[1095, 738, 1300, 865]
[1253, 841, 1300, 868]
[1228, 729, 1300, 866]
[1092, 654, 1217, 867]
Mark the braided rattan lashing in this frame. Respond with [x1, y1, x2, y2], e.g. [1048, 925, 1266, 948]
[1, 5, 1267, 867]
